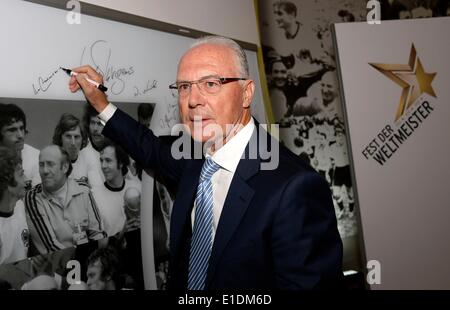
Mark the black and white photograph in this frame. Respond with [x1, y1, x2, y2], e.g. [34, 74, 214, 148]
[0, 98, 146, 272]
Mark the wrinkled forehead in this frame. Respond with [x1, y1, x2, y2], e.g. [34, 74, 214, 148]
[39, 146, 62, 162]
[1, 119, 24, 130]
[321, 72, 335, 85]
[87, 260, 103, 273]
[177, 44, 239, 78]
[63, 125, 82, 135]
[100, 145, 116, 159]
[272, 61, 287, 72]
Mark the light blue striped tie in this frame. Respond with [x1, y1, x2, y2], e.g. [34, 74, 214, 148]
[187, 158, 221, 290]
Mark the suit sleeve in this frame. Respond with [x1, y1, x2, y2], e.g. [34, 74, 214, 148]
[24, 190, 66, 255]
[102, 108, 185, 187]
[272, 171, 343, 289]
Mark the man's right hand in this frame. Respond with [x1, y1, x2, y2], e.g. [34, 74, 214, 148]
[68, 65, 109, 113]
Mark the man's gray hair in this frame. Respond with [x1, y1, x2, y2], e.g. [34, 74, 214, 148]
[189, 36, 250, 78]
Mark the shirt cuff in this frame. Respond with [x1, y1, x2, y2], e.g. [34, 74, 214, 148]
[97, 103, 117, 126]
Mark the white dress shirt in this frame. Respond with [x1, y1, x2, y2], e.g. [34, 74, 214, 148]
[98, 103, 256, 240]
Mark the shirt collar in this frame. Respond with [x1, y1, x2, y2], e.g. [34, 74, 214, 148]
[208, 117, 255, 173]
[44, 181, 68, 207]
[43, 179, 85, 206]
[104, 179, 125, 192]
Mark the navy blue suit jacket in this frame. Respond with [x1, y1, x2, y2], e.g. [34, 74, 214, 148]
[102, 109, 343, 289]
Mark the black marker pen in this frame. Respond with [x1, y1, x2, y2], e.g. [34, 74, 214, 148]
[60, 67, 108, 92]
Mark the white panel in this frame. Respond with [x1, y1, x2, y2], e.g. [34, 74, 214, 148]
[334, 17, 450, 289]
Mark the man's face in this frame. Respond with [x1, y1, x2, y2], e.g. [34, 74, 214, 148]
[61, 126, 82, 161]
[272, 62, 288, 88]
[39, 146, 68, 192]
[100, 146, 122, 183]
[320, 72, 337, 105]
[177, 44, 254, 143]
[87, 261, 107, 290]
[0, 120, 25, 154]
[273, 6, 294, 30]
[8, 163, 26, 201]
[89, 117, 106, 148]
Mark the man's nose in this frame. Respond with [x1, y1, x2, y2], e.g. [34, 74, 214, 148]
[17, 128, 25, 139]
[187, 84, 205, 108]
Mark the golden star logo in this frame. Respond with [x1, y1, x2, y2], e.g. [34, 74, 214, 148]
[370, 44, 437, 121]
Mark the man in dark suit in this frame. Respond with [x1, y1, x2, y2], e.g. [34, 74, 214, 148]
[68, 36, 342, 289]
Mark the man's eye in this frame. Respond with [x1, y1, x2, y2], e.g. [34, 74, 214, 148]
[178, 83, 190, 91]
[205, 80, 219, 88]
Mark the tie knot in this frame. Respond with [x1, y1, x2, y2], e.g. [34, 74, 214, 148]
[200, 158, 221, 181]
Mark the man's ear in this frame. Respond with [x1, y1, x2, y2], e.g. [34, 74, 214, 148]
[242, 80, 255, 109]
[62, 161, 69, 175]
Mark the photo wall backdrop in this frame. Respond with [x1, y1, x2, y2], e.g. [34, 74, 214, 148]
[257, 0, 368, 271]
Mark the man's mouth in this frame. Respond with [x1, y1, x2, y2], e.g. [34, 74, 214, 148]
[191, 116, 213, 123]
[192, 118, 214, 129]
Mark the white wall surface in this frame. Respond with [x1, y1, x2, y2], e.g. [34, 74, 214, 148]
[81, 0, 260, 45]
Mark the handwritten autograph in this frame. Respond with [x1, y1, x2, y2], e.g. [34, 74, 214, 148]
[159, 97, 179, 130]
[32, 68, 60, 95]
[80, 40, 135, 95]
[134, 80, 158, 97]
